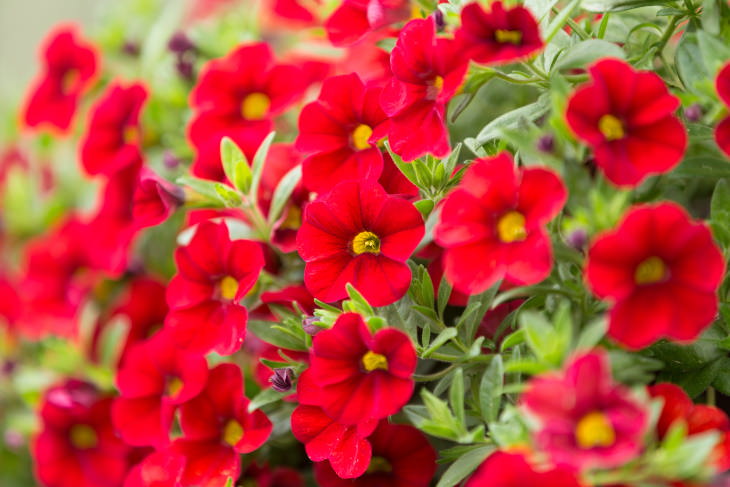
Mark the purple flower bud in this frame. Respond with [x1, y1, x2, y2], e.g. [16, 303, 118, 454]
[1, 360, 16, 376]
[565, 228, 588, 251]
[168, 32, 195, 54]
[537, 134, 555, 153]
[269, 368, 294, 392]
[433, 10, 445, 31]
[175, 59, 195, 81]
[4, 430, 23, 450]
[302, 316, 323, 336]
[122, 41, 140, 57]
[163, 151, 182, 169]
[684, 103, 703, 123]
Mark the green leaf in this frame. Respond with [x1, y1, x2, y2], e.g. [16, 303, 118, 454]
[249, 131, 276, 201]
[220, 137, 252, 193]
[267, 165, 302, 226]
[248, 320, 308, 351]
[435, 446, 494, 487]
[176, 175, 226, 207]
[575, 317, 607, 351]
[422, 328, 458, 358]
[500, 329, 526, 351]
[450, 368, 465, 425]
[474, 96, 550, 145]
[480, 355, 504, 423]
[520, 310, 561, 365]
[248, 387, 288, 412]
[460, 281, 501, 342]
[582, 0, 665, 12]
[437, 277, 453, 319]
[670, 156, 730, 179]
[414, 199, 435, 218]
[553, 40, 625, 71]
[544, 0, 581, 42]
[214, 183, 243, 208]
[710, 179, 730, 248]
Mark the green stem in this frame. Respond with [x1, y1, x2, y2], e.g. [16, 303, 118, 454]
[414, 364, 457, 382]
[654, 15, 683, 57]
[597, 12, 610, 39]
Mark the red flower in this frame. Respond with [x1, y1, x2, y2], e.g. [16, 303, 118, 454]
[378, 152, 419, 198]
[33, 380, 133, 487]
[585, 202, 724, 349]
[715, 62, 730, 158]
[23, 24, 98, 133]
[456, 1, 544, 65]
[269, 0, 321, 24]
[434, 152, 567, 295]
[188, 43, 306, 181]
[325, 0, 410, 46]
[240, 462, 305, 487]
[291, 370, 378, 478]
[463, 452, 584, 487]
[165, 220, 265, 355]
[305, 313, 416, 424]
[297, 180, 424, 306]
[80, 82, 148, 177]
[649, 383, 730, 471]
[132, 169, 185, 228]
[380, 17, 469, 161]
[112, 331, 209, 447]
[313, 421, 437, 487]
[297, 73, 390, 193]
[565, 58, 687, 187]
[122, 450, 185, 487]
[169, 363, 272, 487]
[521, 351, 649, 470]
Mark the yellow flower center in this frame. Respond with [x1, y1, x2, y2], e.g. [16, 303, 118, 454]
[69, 424, 98, 450]
[279, 205, 302, 230]
[351, 124, 373, 151]
[61, 69, 80, 94]
[598, 114, 625, 141]
[123, 125, 139, 145]
[366, 456, 393, 474]
[352, 231, 381, 255]
[495, 29, 523, 44]
[362, 351, 388, 372]
[222, 419, 244, 447]
[241, 92, 271, 120]
[166, 376, 184, 397]
[634, 256, 667, 285]
[219, 275, 239, 301]
[575, 411, 616, 449]
[497, 211, 527, 243]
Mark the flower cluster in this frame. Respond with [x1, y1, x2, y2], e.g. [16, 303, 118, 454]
[1, 0, 730, 487]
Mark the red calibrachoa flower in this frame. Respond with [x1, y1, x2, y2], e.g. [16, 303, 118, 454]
[296, 180, 424, 306]
[565, 58, 687, 187]
[434, 152, 567, 295]
[165, 220, 265, 355]
[463, 452, 584, 487]
[297, 73, 389, 193]
[123, 450, 185, 487]
[112, 331, 209, 447]
[304, 313, 417, 424]
[168, 363, 273, 487]
[291, 370, 378, 478]
[715, 62, 730, 158]
[23, 24, 98, 133]
[325, 0, 410, 46]
[649, 383, 730, 471]
[80, 82, 148, 177]
[380, 17, 469, 161]
[33, 380, 132, 487]
[313, 421, 437, 487]
[585, 202, 724, 349]
[522, 351, 649, 470]
[188, 43, 306, 181]
[132, 169, 185, 228]
[456, 1, 544, 65]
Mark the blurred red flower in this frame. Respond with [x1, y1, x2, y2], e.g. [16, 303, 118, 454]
[132, 168, 185, 228]
[456, 1, 544, 65]
[585, 202, 724, 349]
[463, 451, 583, 487]
[381, 17, 468, 161]
[23, 24, 98, 133]
[165, 220, 264, 354]
[304, 313, 416, 424]
[565, 58, 687, 187]
[434, 152, 567, 295]
[298, 73, 389, 193]
[715, 62, 730, 158]
[297, 180, 424, 306]
[325, 0, 410, 46]
[522, 351, 649, 470]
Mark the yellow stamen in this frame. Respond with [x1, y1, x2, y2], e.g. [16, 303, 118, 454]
[495, 29, 523, 44]
[351, 231, 381, 255]
[219, 276, 239, 301]
[280, 205, 302, 230]
[241, 92, 270, 120]
[123, 125, 139, 145]
[61, 69, 80, 94]
[351, 124, 373, 151]
[362, 351, 388, 372]
[432, 75, 444, 92]
[69, 424, 98, 450]
[366, 456, 393, 474]
[598, 114, 625, 141]
[497, 211, 527, 243]
[575, 411, 616, 449]
[222, 419, 244, 447]
[634, 256, 667, 285]
[166, 377, 184, 397]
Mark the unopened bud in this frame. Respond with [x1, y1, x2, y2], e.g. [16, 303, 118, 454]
[269, 368, 294, 392]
